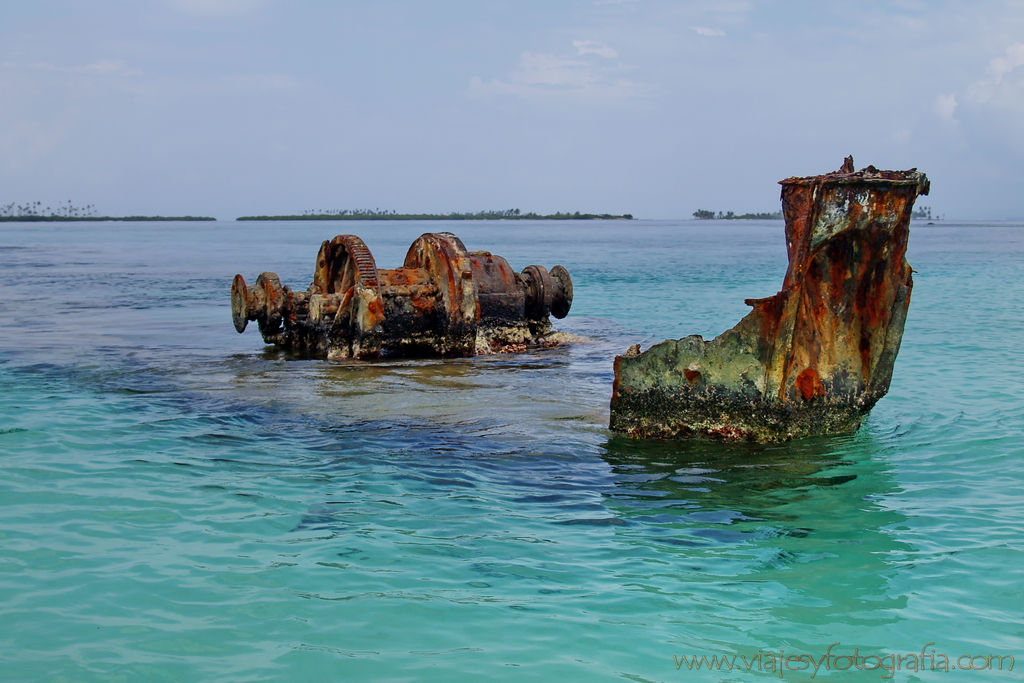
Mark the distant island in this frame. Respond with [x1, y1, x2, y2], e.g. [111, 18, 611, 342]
[0, 215, 216, 222]
[694, 206, 939, 221]
[237, 208, 633, 221]
[693, 210, 782, 220]
[1, 201, 214, 222]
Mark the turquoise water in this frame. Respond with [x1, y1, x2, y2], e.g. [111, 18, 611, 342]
[1, 220, 1021, 681]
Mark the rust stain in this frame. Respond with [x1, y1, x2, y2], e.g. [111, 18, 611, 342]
[794, 367, 825, 401]
[365, 293, 385, 328]
[410, 291, 436, 315]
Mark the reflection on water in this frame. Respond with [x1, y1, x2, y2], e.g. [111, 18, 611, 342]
[602, 433, 866, 521]
[594, 434, 916, 664]
[217, 333, 612, 441]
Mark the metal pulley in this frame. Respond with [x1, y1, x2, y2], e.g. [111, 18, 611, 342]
[230, 232, 573, 359]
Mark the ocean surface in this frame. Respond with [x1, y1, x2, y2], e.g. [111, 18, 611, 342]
[0, 219, 1021, 682]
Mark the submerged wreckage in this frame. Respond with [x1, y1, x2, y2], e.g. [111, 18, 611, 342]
[231, 232, 573, 359]
[610, 157, 929, 442]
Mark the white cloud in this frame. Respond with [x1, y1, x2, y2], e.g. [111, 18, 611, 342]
[987, 42, 1024, 82]
[514, 53, 598, 87]
[573, 40, 617, 58]
[469, 44, 652, 102]
[954, 43, 1024, 153]
[692, 27, 726, 37]
[967, 42, 1024, 106]
[890, 127, 912, 144]
[935, 93, 958, 123]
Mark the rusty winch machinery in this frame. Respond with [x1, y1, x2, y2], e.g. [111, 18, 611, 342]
[231, 232, 573, 359]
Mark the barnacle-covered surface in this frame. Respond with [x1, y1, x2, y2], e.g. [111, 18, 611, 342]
[610, 158, 929, 442]
[231, 232, 573, 359]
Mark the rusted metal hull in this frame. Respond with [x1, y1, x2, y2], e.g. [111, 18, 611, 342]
[231, 232, 573, 359]
[610, 158, 929, 442]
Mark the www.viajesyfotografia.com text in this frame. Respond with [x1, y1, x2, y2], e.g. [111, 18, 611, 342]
[673, 642, 1014, 678]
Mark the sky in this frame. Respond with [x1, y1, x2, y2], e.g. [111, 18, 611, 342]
[2, 0, 1024, 220]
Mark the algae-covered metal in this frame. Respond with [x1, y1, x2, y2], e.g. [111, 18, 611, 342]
[610, 157, 929, 442]
[231, 232, 573, 359]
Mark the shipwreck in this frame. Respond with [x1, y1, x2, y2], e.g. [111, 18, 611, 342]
[610, 157, 929, 442]
[231, 232, 573, 359]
